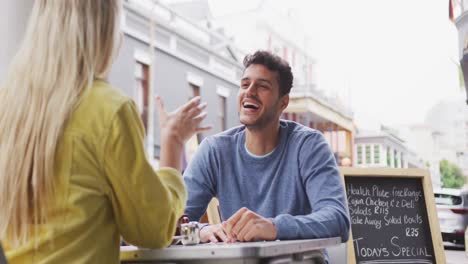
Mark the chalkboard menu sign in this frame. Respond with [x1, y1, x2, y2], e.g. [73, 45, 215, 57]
[341, 168, 445, 264]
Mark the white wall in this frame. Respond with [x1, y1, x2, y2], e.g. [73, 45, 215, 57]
[0, 1, 34, 81]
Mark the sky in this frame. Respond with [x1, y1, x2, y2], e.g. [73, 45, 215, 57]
[207, 0, 466, 130]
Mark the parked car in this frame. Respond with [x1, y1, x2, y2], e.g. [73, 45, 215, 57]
[434, 188, 468, 247]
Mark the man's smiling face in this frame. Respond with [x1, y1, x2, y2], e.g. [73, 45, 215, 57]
[238, 64, 288, 130]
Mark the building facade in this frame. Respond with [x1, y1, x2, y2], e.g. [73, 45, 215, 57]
[393, 124, 443, 187]
[452, 0, 468, 57]
[354, 130, 422, 169]
[0, 0, 355, 166]
[172, 0, 356, 163]
[425, 100, 468, 176]
[109, 0, 247, 165]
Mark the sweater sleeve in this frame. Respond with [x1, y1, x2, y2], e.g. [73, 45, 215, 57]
[272, 132, 350, 242]
[102, 101, 187, 248]
[183, 138, 217, 221]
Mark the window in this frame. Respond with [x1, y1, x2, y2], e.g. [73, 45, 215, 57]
[357, 145, 363, 164]
[387, 147, 391, 167]
[190, 83, 200, 97]
[373, 144, 380, 164]
[189, 83, 202, 144]
[466, 122, 468, 148]
[135, 61, 150, 133]
[298, 114, 306, 125]
[365, 145, 371, 164]
[394, 150, 399, 168]
[217, 86, 230, 132]
[219, 95, 226, 131]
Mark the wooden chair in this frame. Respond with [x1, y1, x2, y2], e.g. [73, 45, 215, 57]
[199, 198, 221, 224]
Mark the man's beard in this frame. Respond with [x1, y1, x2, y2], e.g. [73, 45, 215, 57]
[240, 101, 280, 131]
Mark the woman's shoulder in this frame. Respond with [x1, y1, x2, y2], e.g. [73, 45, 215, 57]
[87, 79, 132, 109]
[68, 80, 134, 134]
[80, 80, 133, 114]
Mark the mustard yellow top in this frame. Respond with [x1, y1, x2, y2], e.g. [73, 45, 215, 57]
[3, 80, 187, 263]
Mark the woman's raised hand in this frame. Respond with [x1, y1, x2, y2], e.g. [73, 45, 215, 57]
[156, 96, 212, 170]
[156, 96, 211, 145]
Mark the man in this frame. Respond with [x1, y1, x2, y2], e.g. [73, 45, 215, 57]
[183, 50, 350, 244]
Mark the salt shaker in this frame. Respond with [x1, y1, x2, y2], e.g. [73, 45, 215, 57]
[180, 221, 200, 245]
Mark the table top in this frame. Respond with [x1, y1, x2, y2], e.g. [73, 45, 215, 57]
[120, 237, 341, 261]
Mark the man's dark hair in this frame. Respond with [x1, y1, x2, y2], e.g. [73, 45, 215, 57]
[243, 50, 293, 97]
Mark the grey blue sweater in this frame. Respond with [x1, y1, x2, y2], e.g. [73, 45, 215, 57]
[183, 120, 350, 242]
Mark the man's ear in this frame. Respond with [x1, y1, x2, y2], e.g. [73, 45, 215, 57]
[280, 94, 289, 111]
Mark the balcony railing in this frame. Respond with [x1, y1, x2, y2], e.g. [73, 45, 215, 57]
[291, 84, 353, 118]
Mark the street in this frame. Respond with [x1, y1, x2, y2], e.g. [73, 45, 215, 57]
[445, 246, 467, 264]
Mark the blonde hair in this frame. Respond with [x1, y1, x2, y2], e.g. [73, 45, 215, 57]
[0, 0, 120, 246]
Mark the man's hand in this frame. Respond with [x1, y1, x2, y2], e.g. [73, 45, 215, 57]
[223, 207, 278, 242]
[200, 224, 232, 243]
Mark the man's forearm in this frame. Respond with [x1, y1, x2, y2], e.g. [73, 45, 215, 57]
[272, 209, 350, 242]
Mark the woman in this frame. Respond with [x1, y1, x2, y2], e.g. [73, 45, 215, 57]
[0, 1, 210, 263]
